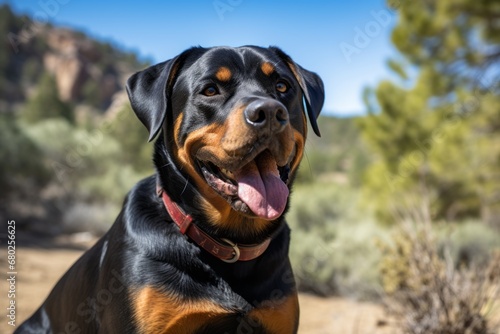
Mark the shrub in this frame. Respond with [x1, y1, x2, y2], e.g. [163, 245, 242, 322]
[379, 213, 500, 334]
[287, 182, 387, 298]
[0, 114, 50, 196]
[21, 118, 144, 204]
[80, 164, 148, 203]
[108, 104, 153, 173]
[436, 221, 500, 268]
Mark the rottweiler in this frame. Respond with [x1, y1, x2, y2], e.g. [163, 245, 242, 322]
[16, 45, 324, 334]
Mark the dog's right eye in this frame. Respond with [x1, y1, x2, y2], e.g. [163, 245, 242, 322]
[202, 85, 219, 97]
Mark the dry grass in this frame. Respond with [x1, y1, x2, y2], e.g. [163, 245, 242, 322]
[378, 203, 500, 334]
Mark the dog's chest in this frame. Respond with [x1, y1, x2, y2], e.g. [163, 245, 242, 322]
[132, 285, 298, 333]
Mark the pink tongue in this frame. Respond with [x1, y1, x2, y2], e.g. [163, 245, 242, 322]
[234, 152, 289, 220]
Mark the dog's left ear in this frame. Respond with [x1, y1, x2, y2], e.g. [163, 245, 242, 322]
[270, 47, 325, 137]
[126, 48, 200, 141]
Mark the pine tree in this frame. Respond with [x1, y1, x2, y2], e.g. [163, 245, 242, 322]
[359, 0, 500, 225]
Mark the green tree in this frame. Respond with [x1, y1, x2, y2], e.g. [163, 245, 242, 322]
[22, 73, 75, 124]
[359, 0, 500, 225]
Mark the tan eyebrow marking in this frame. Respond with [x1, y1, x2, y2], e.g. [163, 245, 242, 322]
[215, 66, 232, 82]
[261, 62, 275, 76]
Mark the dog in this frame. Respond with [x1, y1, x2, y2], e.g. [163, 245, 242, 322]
[17, 45, 324, 334]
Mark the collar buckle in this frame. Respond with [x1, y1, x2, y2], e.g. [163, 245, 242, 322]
[220, 238, 241, 263]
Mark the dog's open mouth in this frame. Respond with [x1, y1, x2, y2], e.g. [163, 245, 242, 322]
[198, 150, 290, 220]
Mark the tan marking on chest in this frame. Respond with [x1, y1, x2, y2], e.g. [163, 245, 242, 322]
[249, 293, 300, 333]
[133, 286, 230, 334]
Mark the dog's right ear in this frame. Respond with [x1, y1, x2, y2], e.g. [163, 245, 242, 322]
[126, 59, 179, 141]
[126, 49, 197, 141]
[269, 47, 325, 137]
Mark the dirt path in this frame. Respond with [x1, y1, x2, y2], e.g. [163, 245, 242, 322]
[1, 246, 395, 333]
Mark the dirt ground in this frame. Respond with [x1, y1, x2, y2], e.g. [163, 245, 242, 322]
[1, 238, 396, 334]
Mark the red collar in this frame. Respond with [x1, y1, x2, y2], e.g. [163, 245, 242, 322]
[156, 186, 271, 263]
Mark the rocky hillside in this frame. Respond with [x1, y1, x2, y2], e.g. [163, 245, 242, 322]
[0, 4, 154, 233]
[0, 4, 147, 114]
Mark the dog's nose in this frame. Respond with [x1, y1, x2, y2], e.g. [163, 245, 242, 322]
[243, 99, 288, 133]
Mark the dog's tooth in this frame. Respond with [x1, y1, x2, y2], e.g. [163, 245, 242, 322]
[224, 183, 237, 195]
[221, 168, 234, 178]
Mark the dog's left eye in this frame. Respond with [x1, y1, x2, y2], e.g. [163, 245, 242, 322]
[202, 85, 219, 97]
[276, 80, 289, 93]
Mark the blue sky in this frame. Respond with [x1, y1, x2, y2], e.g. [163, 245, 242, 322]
[5, 0, 400, 116]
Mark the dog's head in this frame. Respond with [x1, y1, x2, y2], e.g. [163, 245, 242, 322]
[126, 46, 324, 240]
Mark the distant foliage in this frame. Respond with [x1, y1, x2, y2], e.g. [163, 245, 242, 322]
[0, 4, 152, 231]
[441, 221, 500, 268]
[358, 0, 500, 225]
[108, 104, 153, 173]
[21, 58, 44, 86]
[22, 73, 74, 124]
[0, 114, 50, 197]
[81, 80, 101, 108]
[22, 118, 147, 203]
[8, 115, 151, 231]
[287, 182, 386, 298]
[297, 116, 370, 185]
